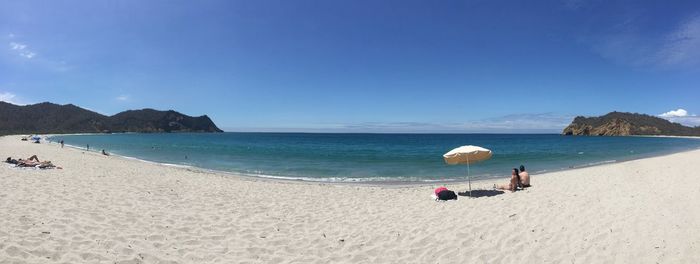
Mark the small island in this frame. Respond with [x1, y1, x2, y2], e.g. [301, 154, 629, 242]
[562, 111, 700, 136]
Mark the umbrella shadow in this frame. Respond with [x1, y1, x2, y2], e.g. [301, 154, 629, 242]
[458, 189, 505, 198]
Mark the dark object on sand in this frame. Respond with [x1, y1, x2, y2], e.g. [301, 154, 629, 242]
[437, 190, 458, 201]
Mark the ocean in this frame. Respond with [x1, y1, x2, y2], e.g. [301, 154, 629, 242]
[51, 133, 700, 182]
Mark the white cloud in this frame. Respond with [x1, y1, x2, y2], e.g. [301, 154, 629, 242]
[664, 116, 700, 127]
[6, 35, 67, 70]
[0, 92, 17, 103]
[659, 108, 690, 118]
[19, 51, 35, 58]
[8, 41, 36, 59]
[115, 95, 129, 101]
[0, 92, 27, 105]
[659, 108, 700, 127]
[10, 42, 25, 50]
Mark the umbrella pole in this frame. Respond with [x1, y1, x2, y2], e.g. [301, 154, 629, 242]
[467, 155, 472, 198]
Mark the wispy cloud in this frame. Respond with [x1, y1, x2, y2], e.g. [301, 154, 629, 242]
[562, 0, 586, 10]
[656, 15, 700, 67]
[336, 113, 574, 133]
[232, 113, 575, 133]
[10, 42, 26, 50]
[115, 95, 130, 101]
[658, 108, 700, 127]
[0, 92, 18, 103]
[5, 33, 67, 71]
[586, 13, 700, 70]
[0, 91, 27, 105]
[8, 41, 36, 59]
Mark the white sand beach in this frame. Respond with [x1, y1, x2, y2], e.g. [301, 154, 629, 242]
[1, 135, 699, 263]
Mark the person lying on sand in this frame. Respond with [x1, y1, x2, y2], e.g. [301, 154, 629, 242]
[6, 155, 61, 169]
[17, 159, 41, 167]
[5, 157, 19, 165]
[36, 161, 59, 169]
[495, 168, 521, 192]
[6, 155, 39, 164]
[19, 160, 60, 169]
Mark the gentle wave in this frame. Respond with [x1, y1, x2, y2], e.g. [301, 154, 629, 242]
[49, 133, 700, 182]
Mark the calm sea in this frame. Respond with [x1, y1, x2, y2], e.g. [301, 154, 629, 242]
[52, 133, 700, 182]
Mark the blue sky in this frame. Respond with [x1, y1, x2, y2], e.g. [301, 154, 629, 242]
[1, 0, 699, 132]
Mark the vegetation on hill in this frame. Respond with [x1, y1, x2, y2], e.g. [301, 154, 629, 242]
[562, 111, 700, 136]
[0, 101, 223, 135]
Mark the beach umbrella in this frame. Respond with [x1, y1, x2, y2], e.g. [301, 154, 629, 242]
[443, 145, 492, 197]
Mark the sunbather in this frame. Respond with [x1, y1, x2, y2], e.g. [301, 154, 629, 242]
[495, 168, 521, 192]
[7, 155, 61, 169]
[36, 161, 58, 169]
[5, 157, 19, 164]
[17, 159, 41, 167]
[519, 165, 531, 188]
[6, 155, 39, 164]
[27, 155, 39, 162]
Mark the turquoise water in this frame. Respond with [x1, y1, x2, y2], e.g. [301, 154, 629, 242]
[52, 133, 700, 182]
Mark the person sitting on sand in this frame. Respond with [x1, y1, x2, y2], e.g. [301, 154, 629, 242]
[101, 149, 109, 156]
[495, 168, 521, 192]
[519, 165, 530, 188]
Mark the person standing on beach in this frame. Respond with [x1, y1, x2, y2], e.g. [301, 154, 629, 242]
[87, 144, 90, 151]
[519, 165, 530, 187]
[60, 140, 64, 148]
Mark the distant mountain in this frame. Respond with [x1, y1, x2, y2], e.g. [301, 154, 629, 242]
[109, 109, 222, 133]
[0, 101, 223, 135]
[562, 111, 700, 136]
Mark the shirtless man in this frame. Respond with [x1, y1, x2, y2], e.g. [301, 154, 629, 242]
[519, 165, 530, 187]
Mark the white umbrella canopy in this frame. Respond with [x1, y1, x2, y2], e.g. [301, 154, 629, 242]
[443, 145, 492, 165]
[443, 145, 493, 197]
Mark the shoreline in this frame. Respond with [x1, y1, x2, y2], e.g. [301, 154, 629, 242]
[40, 134, 700, 187]
[2, 134, 700, 262]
